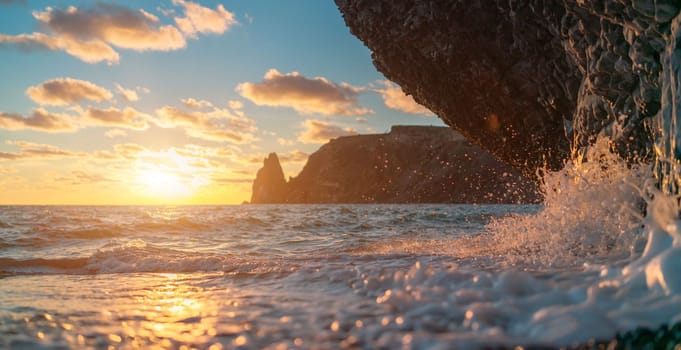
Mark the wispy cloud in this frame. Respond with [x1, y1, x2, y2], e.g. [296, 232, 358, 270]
[173, 0, 237, 37]
[181, 97, 213, 109]
[0, 32, 121, 63]
[298, 119, 357, 144]
[26, 78, 112, 106]
[0, 140, 84, 160]
[54, 170, 112, 185]
[277, 137, 296, 146]
[0, 108, 76, 132]
[115, 83, 139, 102]
[155, 105, 256, 143]
[81, 106, 151, 130]
[92, 143, 148, 161]
[113, 143, 146, 159]
[237, 69, 373, 116]
[104, 129, 128, 138]
[374, 80, 434, 116]
[278, 150, 309, 163]
[0, 104, 150, 133]
[228, 100, 243, 110]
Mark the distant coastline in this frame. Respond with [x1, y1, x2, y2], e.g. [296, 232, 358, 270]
[250, 125, 541, 204]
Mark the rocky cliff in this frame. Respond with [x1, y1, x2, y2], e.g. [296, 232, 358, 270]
[335, 0, 680, 176]
[250, 153, 288, 203]
[251, 126, 540, 204]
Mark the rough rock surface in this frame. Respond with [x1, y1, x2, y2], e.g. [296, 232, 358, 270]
[335, 0, 681, 176]
[251, 153, 288, 204]
[251, 126, 541, 204]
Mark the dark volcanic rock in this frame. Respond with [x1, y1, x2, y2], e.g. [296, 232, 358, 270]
[251, 153, 288, 203]
[251, 126, 540, 204]
[335, 0, 680, 176]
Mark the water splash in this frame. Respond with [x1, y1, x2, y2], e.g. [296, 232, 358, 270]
[485, 136, 651, 267]
[654, 14, 681, 196]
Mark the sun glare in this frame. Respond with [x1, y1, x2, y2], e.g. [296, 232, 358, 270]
[130, 149, 214, 202]
[137, 167, 193, 198]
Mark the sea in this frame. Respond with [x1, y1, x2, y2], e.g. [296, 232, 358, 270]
[2, 138, 681, 350]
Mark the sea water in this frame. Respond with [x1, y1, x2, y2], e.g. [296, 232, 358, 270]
[1, 150, 680, 350]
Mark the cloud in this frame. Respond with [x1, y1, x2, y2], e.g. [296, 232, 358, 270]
[236, 69, 373, 116]
[229, 100, 243, 110]
[298, 119, 357, 144]
[0, 166, 17, 174]
[0, 105, 148, 133]
[155, 106, 256, 143]
[81, 106, 151, 130]
[374, 81, 434, 116]
[91, 142, 147, 161]
[26, 78, 113, 106]
[0, 4, 188, 63]
[181, 97, 213, 109]
[104, 129, 128, 138]
[278, 150, 309, 163]
[277, 137, 295, 146]
[115, 83, 139, 102]
[0, 32, 121, 64]
[34, 4, 186, 51]
[212, 177, 253, 185]
[54, 170, 112, 185]
[0, 140, 84, 160]
[0, 108, 76, 132]
[173, 0, 237, 37]
[113, 143, 146, 159]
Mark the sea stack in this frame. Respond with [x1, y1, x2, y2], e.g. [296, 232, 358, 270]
[251, 153, 289, 203]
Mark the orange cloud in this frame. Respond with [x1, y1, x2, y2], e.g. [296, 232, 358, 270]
[82, 106, 151, 130]
[298, 119, 357, 144]
[104, 129, 128, 138]
[155, 105, 256, 143]
[34, 5, 186, 51]
[237, 69, 373, 116]
[173, 0, 237, 37]
[26, 78, 113, 106]
[0, 32, 121, 64]
[0, 108, 76, 132]
[374, 81, 434, 116]
[0, 4, 190, 63]
[0, 140, 84, 160]
[62, 170, 112, 185]
[181, 97, 213, 109]
[278, 150, 309, 163]
[115, 84, 139, 102]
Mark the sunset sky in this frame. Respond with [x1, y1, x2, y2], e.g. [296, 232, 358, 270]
[0, 0, 442, 205]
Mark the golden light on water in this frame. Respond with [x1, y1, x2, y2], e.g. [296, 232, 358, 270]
[108, 274, 233, 348]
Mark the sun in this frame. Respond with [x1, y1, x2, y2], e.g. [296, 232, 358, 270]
[136, 166, 194, 198]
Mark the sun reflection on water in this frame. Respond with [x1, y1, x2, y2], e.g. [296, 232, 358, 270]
[0, 273, 257, 349]
[115, 273, 222, 347]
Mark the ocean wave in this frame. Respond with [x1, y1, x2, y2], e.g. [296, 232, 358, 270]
[132, 216, 210, 232]
[33, 225, 124, 240]
[0, 257, 89, 274]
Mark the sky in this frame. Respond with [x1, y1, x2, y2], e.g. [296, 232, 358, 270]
[0, 0, 444, 205]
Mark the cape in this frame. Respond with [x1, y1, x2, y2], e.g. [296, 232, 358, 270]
[251, 126, 541, 204]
